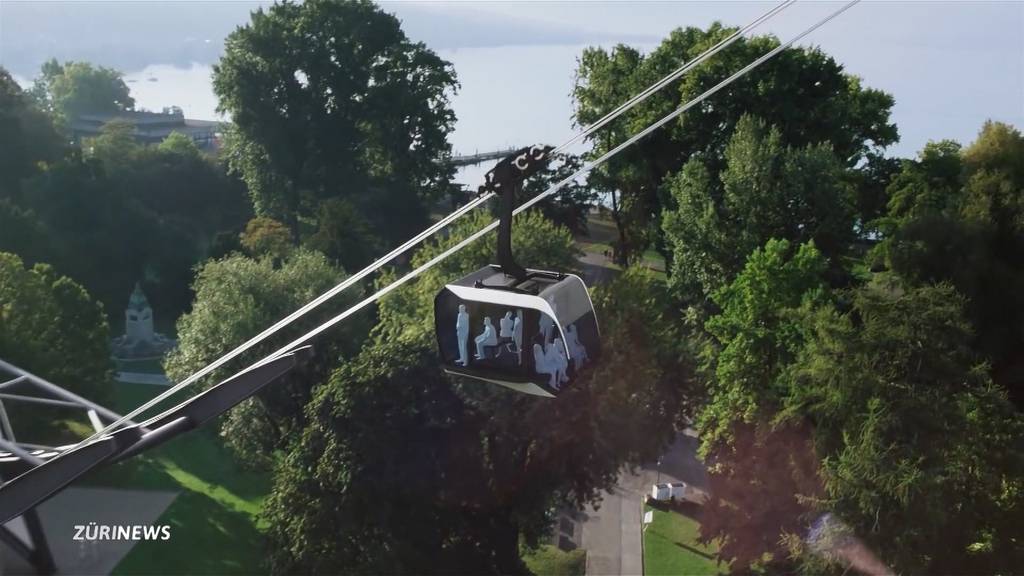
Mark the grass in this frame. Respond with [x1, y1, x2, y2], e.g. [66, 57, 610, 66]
[77, 381, 271, 575]
[644, 505, 726, 576]
[523, 544, 586, 576]
[114, 357, 166, 375]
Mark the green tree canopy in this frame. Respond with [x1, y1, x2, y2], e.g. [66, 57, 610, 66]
[573, 24, 896, 262]
[84, 119, 138, 173]
[265, 210, 691, 574]
[873, 121, 1024, 406]
[304, 198, 382, 272]
[0, 68, 64, 199]
[164, 249, 368, 467]
[30, 58, 134, 122]
[695, 238, 1024, 573]
[517, 153, 597, 236]
[213, 0, 458, 243]
[157, 131, 201, 157]
[780, 278, 1024, 574]
[662, 115, 855, 300]
[0, 252, 111, 404]
[240, 216, 294, 260]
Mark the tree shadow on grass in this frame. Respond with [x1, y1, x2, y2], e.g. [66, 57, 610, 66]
[112, 489, 266, 576]
[674, 541, 715, 561]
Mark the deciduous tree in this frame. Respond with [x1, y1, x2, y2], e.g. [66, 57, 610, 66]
[213, 0, 458, 243]
[265, 213, 691, 574]
[164, 249, 368, 467]
[0, 252, 111, 404]
[573, 24, 896, 263]
[30, 59, 134, 122]
[662, 115, 855, 300]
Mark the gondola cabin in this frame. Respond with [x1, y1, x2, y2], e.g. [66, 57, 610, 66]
[434, 144, 601, 397]
[434, 265, 600, 397]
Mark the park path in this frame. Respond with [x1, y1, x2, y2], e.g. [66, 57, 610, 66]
[579, 430, 707, 575]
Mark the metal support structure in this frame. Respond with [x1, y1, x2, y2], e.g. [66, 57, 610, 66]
[0, 376, 28, 391]
[0, 358, 144, 430]
[0, 394, 84, 409]
[0, 359, 141, 575]
[0, 400, 15, 442]
[0, 346, 313, 528]
[477, 145, 554, 282]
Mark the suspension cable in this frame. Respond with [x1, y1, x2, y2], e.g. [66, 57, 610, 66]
[235, 0, 863, 375]
[78, 2, 801, 446]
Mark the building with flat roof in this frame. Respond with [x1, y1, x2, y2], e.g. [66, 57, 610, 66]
[70, 107, 221, 149]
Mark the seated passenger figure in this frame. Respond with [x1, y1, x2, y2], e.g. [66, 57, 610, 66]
[550, 338, 570, 384]
[533, 343, 558, 388]
[566, 324, 588, 370]
[474, 317, 498, 359]
[499, 311, 514, 340]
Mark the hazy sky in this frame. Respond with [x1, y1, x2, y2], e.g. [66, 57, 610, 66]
[2, 0, 1021, 166]
[409, 1, 1024, 161]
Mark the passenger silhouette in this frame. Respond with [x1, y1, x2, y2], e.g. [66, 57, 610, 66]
[538, 310, 554, 347]
[456, 304, 470, 366]
[566, 324, 588, 370]
[513, 310, 524, 364]
[474, 317, 498, 359]
[551, 338, 569, 384]
[533, 343, 558, 388]
[499, 311, 514, 339]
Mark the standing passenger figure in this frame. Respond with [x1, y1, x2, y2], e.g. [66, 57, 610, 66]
[513, 310, 524, 364]
[456, 305, 470, 366]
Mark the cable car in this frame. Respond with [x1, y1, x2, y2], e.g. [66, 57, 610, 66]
[434, 145, 600, 397]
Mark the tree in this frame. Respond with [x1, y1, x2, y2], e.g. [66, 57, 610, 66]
[662, 115, 855, 300]
[0, 68, 64, 199]
[265, 212, 691, 574]
[157, 131, 201, 157]
[518, 153, 596, 236]
[0, 252, 112, 404]
[304, 198, 382, 272]
[30, 58, 134, 122]
[213, 0, 458, 242]
[83, 119, 139, 173]
[164, 249, 368, 467]
[696, 238, 1024, 573]
[8, 114, 250, 325]
[573, 24, 896, 263]
[17, 157, 202, 328]
[239, 216, 293, 260]
[873, 121, 1024, 406]
[782, 279, 1024, 574]
[0, 199, 52, 266]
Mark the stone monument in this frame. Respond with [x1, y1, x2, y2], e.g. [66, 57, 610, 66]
[111, 283, 175, 359]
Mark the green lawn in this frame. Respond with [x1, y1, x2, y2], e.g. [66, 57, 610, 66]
[79, 382, 271, 575]
[523, 544, 586, 576]
[644, 506, 726, 576]
[114, 357, 166, 375]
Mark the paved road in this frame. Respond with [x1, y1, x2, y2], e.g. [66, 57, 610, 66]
[577, 251, 620, 286]
[579, 430, 707, 576]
